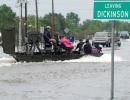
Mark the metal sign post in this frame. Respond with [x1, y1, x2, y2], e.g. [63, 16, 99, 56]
[111, 20, 115, 100]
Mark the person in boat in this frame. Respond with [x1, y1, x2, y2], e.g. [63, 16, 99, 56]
[43, 26, 57, 52]
[43, 26, 56, 47]
[83, 39, 92, 54]
[60, 35, 73, 52]
[67, 32, 75, 43]
[75, 39, 84, 54]
[54, 32, 61, 46]
[53, 32, 62, 53]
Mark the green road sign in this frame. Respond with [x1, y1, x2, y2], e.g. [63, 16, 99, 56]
[94, 2, 130, 19]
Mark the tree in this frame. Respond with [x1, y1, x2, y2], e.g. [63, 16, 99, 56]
[66, 12, 80, 34]
[117, 21, 130, 32]
[102, 21, 112, 32]
[66, 12, 80, 26]
[81, 20, 103, 35]
[39, 13, 66, 33]
[27, 15, 36, 27]
[0, 4, 16, 30]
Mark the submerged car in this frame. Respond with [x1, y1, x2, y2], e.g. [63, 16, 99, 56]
[92, 32, 121, 47]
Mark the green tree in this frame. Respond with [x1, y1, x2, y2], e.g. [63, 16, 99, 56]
[102, 21, 112, 32]
[27, 15, 36, 27]
[117, 21, 130, 32]
[66, 12, 80, 34]
[81, 20, 103, 35]
[0, 4, 16, 30]
[39, 13, 66, 33]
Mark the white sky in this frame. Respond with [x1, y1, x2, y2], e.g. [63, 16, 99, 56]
[0, 0, 94, 23]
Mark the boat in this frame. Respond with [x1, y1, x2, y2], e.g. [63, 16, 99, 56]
[12, 52, 103, 62]
[12, 52, 82, 62]
[1, 28, 103, 62]
[1, 0, 103, 62]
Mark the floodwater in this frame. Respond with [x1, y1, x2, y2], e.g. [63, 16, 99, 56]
[0, 39, 130, 100]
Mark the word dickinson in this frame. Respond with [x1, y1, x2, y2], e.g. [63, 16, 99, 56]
[97, 3, 128, 18]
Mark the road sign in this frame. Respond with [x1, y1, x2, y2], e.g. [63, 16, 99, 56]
[93, 0, 130, 19]
[64, 28, 70, 33]
[93, 1, 130, 99]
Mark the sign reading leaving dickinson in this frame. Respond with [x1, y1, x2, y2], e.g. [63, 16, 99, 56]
[94, 0, 130, 19]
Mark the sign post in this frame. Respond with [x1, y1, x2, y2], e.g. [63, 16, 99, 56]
[111, 20, 115, 100]
[93, 0, 130, 99]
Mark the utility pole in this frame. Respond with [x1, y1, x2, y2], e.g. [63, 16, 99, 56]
[35, 0, 39, 33]
[25, 0, 27, 37]
[18, 2, 23, 52]
[52, 0, 55, 34]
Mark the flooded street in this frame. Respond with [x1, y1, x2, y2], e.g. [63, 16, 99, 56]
[1, 0, 130, 100]
[0, 39, 130, 100]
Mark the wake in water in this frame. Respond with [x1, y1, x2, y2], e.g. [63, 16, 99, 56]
[63, 53, 124, 63]
[0, 47, 16, 67]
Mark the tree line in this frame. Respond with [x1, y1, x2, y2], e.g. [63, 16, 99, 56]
[0, 4, 130, 39]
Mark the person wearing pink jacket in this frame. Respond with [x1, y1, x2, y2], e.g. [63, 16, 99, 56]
[60, 35, 73, 52]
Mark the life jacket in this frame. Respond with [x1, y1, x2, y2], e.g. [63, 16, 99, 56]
[60, 36, 72, 48]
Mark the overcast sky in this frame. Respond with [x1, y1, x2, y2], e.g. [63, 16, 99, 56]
[0, 0, 94, 23]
